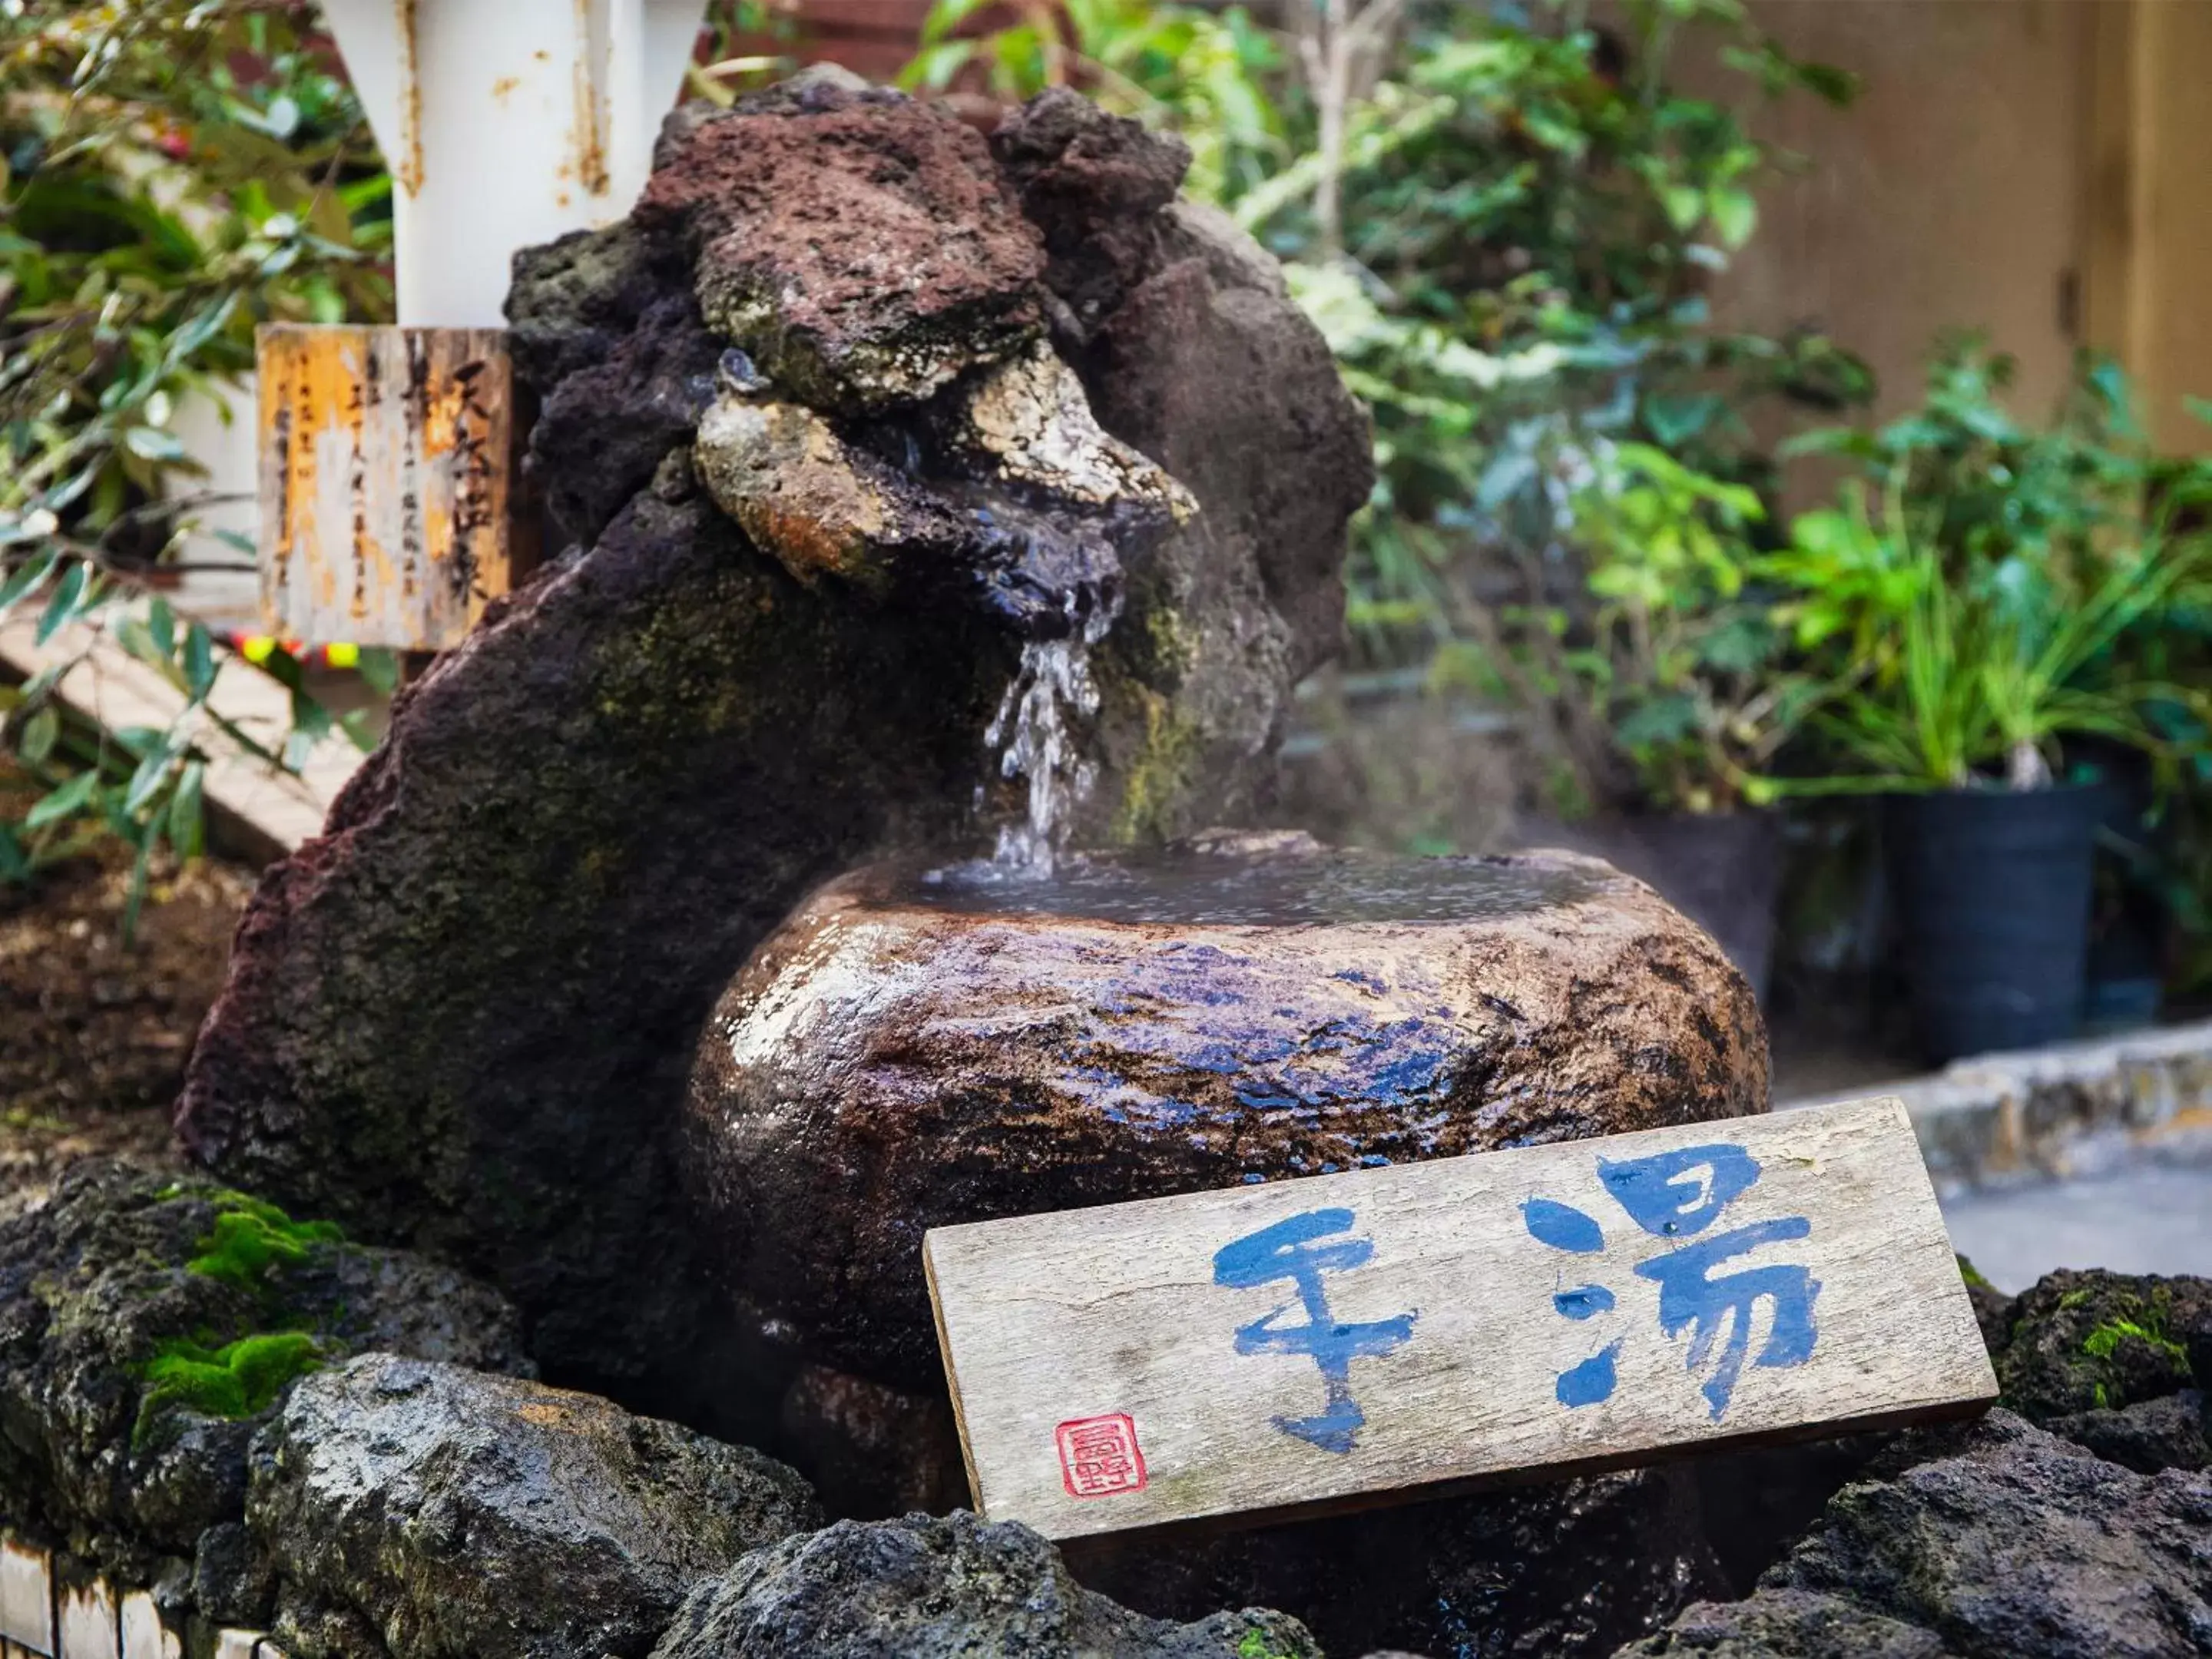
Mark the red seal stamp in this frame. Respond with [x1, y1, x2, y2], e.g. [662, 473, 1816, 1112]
[1055, 1413, 1147, 1498]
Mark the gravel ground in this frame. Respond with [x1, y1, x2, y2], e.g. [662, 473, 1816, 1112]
[0, 812, 253, 1220]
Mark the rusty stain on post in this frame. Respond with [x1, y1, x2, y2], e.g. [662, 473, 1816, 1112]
[257, 325, 535, 652]
[393, 0, 426, 195]
[571, 0, 611, 196]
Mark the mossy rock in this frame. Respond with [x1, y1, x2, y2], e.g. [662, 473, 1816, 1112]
[1955, 1253, 2015, 1356]
[0, 1161, 527, 1578]
[1994, 1267, 2208, 1419]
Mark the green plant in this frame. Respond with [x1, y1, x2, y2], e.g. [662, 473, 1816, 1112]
[1433, 441, 1806, 813]
[1761, 342, 2212, 794]
[1239, 0, 1866, 684]
[1, 2, 396, 919]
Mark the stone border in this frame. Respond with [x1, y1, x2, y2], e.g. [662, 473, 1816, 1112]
[0, 1538, 284, 1659]
[1784, 1017, 2212, 1195]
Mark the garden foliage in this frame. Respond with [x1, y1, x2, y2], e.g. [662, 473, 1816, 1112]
[0, 1, 393, 922]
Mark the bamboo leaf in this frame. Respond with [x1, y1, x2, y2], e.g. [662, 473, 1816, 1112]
[25, 770, 98, 830]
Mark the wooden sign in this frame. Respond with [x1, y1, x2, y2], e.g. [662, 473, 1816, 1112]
[925, 1096, 1996, 1541]
[257, 324, 535, 651]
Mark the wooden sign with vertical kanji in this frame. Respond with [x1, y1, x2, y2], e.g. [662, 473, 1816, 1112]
[924, 1096, 1996, 1541]
[257, 323, 535, 651]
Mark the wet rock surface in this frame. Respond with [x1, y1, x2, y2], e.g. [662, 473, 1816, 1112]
[648, 1510, 1321, 1659]
[177, 78, 1369, 1415]
[0, 1161, 525, 1580]
[252, 1354, 820, 1659]
[685, 837, 1767, 1389]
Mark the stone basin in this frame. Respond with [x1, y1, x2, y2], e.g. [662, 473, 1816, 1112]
[681, 833, 1767, 1390]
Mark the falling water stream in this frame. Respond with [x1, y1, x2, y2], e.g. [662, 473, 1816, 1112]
[982, 607, 1112, 874]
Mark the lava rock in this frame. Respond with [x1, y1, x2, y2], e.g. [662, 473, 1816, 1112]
[684, 839, 1767, 1389]
[1079, 197, 1373, 691]
[179, 477, 1010, 1426]
[647, 1510, 1320, 1659]
[1618, 1589, 1952, 1657]
[1955, 1256, 2014, 1356]
[0, 1161, 526, 1580]
[690, 393, 975, 595]
[1993, 1268, 2209, 1421]
[179, 81, 1370, 1415]
[531, 292, 724, 546]
[989, 88, 1193, 341]
[2043, 1389, 2210, 1475]
[1618, 1411, 2212, 1658]
[251, 1354, 819, 1659]
[638, 94, 1046, 412]
[1075, 1462, 1727, 1659]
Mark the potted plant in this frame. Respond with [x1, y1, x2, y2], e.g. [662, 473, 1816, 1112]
[1760, 341, 2212, 1061]
[1435, 441, 1811, 998]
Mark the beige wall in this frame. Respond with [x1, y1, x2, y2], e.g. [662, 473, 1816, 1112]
[1708, 0, 2096, 429]
[2085, 0, 2212, 451]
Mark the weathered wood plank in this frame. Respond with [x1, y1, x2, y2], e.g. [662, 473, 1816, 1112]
[257, 324, 535, 651]
[926, 1095, 1996, 1541]
[0, 614, 360, 859]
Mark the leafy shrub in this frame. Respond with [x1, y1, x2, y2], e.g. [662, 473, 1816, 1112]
[1761, 339, 2212, 794]
[1, 2, 394, 919]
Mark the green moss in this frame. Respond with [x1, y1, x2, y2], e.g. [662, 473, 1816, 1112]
[1134, 601, 1198, 684]
[134, 1331, 326, 1442]
[1957, 1256, 1992, 1290]
[186, 1191, 343, 1293]
[2072, 1290, 2191, 1412]
[2056, 1287, 2092, 1311]
[1110, 687, 1205, 844]
[1237, 1630, 1298, 1659]
[2081, 1314, 2190, 1369]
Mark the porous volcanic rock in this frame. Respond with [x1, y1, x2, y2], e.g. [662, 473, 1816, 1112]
[636, 91, 1047, 412]
[988, 87, 1190, 339]
[178, 478, 1008, 1426]
[177, 78, 1370, 1413]
[1616, 1412, 2212, 1659]
[684, 836, 1767, 1389]
[1071, 1462, 1727, 1659]
[1988, 1267, 2210, 1421]
[0, 1161, 525, 1581]
[251, 1354, 820, 1659]
[647, 1510, 1321, 1659]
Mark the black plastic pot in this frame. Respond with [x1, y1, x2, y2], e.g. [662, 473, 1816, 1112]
[1883, 783, 2108, 1064]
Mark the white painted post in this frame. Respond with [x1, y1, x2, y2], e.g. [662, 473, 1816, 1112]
[0, 1540, 53, 1657]
[53, 1581, 117, 1659]
[259, 0, 710, 644]
[115, 1594, 173, 1659]
[319, 0, 712, 327]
